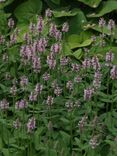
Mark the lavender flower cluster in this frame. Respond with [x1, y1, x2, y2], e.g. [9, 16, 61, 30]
[0, 12, 116, 152]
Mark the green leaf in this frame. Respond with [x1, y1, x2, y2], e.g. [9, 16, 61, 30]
[73, 49, 82, 59]
[51, 0, 60, 5]
[88, 1, 117, 17]
[0, 11, 10, 34]
[76, 0, 101, 8]
[14, 0, 42, 23]
[60, 131, 70, 146]
[53, 8, 79, 17]
[8, 45, 19, 62]
[15, 24, 29, 43]
[68, 32, 92, 49]
[45, 149, 57, 156]
[68, 10, 87, 35]
[34, 127, 45, 150]
[2, 148, 10, 156]
[63, 43, 72, 56]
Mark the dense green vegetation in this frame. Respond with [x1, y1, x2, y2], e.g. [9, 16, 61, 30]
[0, 0, 117, 156]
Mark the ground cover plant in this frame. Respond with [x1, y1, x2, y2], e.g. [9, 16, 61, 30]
[0, 1, 117, 156]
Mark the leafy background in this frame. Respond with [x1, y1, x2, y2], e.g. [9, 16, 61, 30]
[1, 0, 117, 61]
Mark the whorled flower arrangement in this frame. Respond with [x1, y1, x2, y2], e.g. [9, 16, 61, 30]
[0, 8, 117, 155]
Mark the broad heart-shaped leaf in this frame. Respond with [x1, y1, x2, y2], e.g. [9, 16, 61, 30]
[68, 32, 92, 49]
[53, 8, 79, 17]
[88, 1, 117, 17]
[68, 10, 87, 35]
[14, 0, 42, 23]
[76, 0, 101, 8]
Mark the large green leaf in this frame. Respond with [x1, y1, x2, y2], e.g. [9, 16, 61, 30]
[68, 32, 92, 49]
[88, 1, 117, 17]
[53, 8, 79, 17]
[14, 0, 42, 23]
[68, 10, 87, 35]
[76, 0, 101, 8]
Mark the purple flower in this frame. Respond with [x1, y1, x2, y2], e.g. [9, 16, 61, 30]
[51, 43, 61, 54]
[29, 22, 35, 33]
[91, 35, 96, 42]
[34, 83, 43, 95]
[36, 38, 48, 53]
[65, 100, 74, 111]
[46, 96, 54, 106]
[13, 118, 21, 129]
[78, 115, 87, 132]
[54, 87, 62, 96]
[110, 65, 117, 80]
[99, 18, 106, 28]
[49, 24, 57, 37]
[20, 45, 32, 62]
[37, 16, 43, 33]
[62, 22, 69, 32]
[92, 56, 101, 71]
[27, 117, 36, 133]
[108, 19, 115, 32]
[47, 54, 56, 69]
[29, 91, 38, 102]
[42, 72, 50, 81]
[89, 136, 99, 149]
[45, 8, 52, 18]
[32, 56, 41, 73]
[51, 80, 58, 89]
[60, 57, 69, 66]
[84, 88, 94, 101]
[82, 58, 91, 69]
[54, 31, 62, 41]
[2, 53, 8, 62]
[0, 35, 5, 44]
[8, 18, 15, 29]
[10, 85, 17, 96]
[0, 99, 9, 110]
[74, 76, 82, 83]
[24, 33, 31, 44]
[93, 71, 102, 89]
[15, 99, 28, 110]
[10, 34, 17, 44]
[105, 50, 114, 65]
[66, 81, 73, 91]
[74, 100, 81, 108]
[71, 63, 80, 72]
[20, 76, 28, 88]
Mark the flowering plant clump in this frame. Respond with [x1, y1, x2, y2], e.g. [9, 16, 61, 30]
[0, 9, 117, 156]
